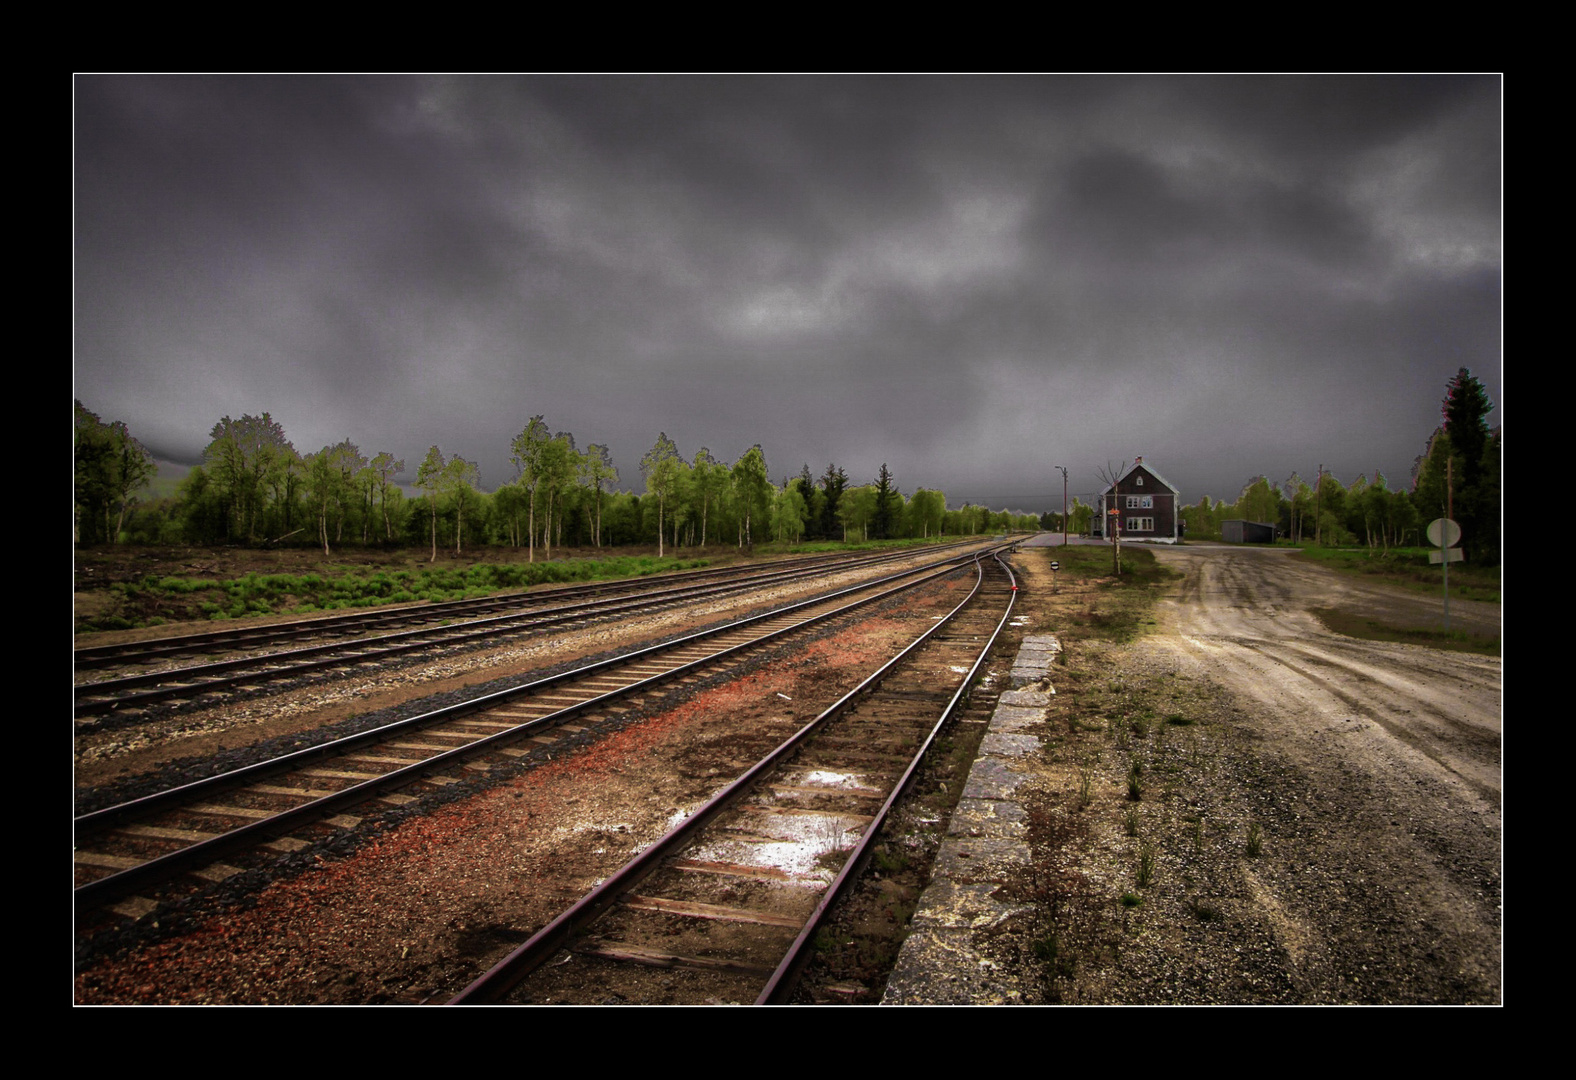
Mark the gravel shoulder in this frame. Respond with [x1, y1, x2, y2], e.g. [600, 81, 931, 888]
[967, 542, 1501, 1004]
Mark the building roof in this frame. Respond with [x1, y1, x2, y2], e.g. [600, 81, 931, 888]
[1097, 457, 1180, 497]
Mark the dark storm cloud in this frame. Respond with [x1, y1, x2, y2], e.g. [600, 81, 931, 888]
[75, 75, 1500, 513]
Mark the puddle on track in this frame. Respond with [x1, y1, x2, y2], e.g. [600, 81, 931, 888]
[688, 809, 868, 882]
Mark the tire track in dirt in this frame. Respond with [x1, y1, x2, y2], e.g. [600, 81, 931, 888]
[1143, 545, 1500, 1002]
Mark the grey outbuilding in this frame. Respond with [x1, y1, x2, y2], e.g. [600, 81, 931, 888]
[1222, 519, 1277, 543]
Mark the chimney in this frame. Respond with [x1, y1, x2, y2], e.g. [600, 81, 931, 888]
[1135, 456, 1143, 465]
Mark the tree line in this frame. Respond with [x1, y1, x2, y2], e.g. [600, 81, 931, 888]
[73, 405, 1041, 555]
[1176, 369, 1500, 564]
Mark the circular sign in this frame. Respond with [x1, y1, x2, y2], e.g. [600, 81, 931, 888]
[1427, 518, 1462, 548]
[1050, 561, 1061, 570]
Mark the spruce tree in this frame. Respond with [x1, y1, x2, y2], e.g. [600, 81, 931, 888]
[1441, 368, 1498, 564]
[819, 463, 848, 539]
[873, 463, 897, 540]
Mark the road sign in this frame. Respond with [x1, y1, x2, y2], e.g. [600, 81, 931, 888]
[1427, 517, 1462, 631]
[1050, 561, 1060, 571]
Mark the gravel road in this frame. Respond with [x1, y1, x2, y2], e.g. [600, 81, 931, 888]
[1142, 544, 1501, 1002]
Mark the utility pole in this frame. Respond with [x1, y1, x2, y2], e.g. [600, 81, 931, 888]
[1315, 463, 1324, 547]
[1055, 465, 1069, 546]
[1445, 456, 1453, 630]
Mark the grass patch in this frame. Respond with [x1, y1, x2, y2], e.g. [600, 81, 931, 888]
[1292, 546, 1499, 603]
[79, 553, 713, 632]
[778, 536, 954, 555]
[1245, 822, 1263, 858]
[1311, 606, 1499, 656]
[1032, 545, 1181, 645]
[1136, 841, 1156, 887]
[873, 845, 910, 874]
[1126, 757, 1144, 801]
[1077, 757, 1095, 808]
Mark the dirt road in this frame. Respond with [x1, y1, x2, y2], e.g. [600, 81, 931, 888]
[1147, 543, 1501, 1002]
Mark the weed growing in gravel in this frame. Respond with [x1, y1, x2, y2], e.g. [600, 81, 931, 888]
[1123, 805, 1140, 837]
[1120, 892, 1142, 908]
[1186, 898, 1222, 922]
[874, 845, 910, 874]
[1137, 841, 1157, 887]
[1245, 822, 1263, 857]
[813, 816, 849, 856]
[1126, 756, 1144, 801]
[1078, 758, 1095, 808]
[1193, 817, 1205, 853]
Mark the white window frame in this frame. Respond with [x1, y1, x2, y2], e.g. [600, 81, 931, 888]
[1126, 495, 1154, 509]
[1126, 516, 1155, 532]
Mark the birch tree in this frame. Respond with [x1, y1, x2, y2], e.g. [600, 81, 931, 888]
[444, 454, 482, 554]
[641, 433, 682, 557]
[691, 447, 728, 548]
[510, 416, 550, 562]
[415, 446, 446, 563]
[371, 452, 406, 542]
[731, 445, 770, 549]
[538, 433, 578, 559]
[204, 413, 294, 543]
[74, 401, 155, 544]
[581, 443, 619, 548]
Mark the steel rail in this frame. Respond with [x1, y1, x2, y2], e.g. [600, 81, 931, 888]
[75, 543, 974, 668]
[449, 551, 1013, 1004]
[75, 543, 994, 832]
[75, 546, 1007, 911]
[755, 549, 1019, 1003]
[74, 544, 979, 716]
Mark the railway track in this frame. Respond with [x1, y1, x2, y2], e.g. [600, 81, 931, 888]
[74, 543, 980, 722]
[74, 544, 1011, 927]
[450, 549, 1018, 1005]
[75, 546, 963, 670]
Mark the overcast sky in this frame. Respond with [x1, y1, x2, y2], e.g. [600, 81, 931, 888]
[74, 75, 1500, 513]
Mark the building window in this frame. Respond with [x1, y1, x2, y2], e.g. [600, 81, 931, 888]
[1136, 475, 1144, 486]
[1126, 495, 1153, 509]
[1127, 517, 1155, 532]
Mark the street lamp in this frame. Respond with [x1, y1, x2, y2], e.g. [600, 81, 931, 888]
[1054, 465, 1068, 547]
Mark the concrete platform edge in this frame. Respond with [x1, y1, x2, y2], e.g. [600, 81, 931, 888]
[880, 634, 1059, 1005]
